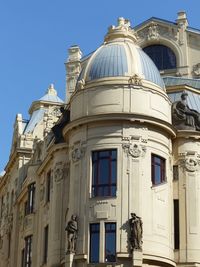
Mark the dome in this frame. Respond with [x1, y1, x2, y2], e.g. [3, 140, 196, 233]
[77, 18, 165, 90]
[39, 84, 64, 103]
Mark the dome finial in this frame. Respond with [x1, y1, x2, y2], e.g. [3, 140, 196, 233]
[104, 17, 137, 43]
[46, 83, 57, 96]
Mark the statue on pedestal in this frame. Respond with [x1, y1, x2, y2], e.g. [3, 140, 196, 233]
[129, 213, 143, 250]
[65, 215, 78, 253]
[172, 91, 200, 131]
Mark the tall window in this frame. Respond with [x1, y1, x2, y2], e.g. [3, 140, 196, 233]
[173, 165, 179, 181]
[92, 150, 117, 197]
[46, 171, 51, 203]
[43, 225, 49, 263]
[25, 183, 36, 215]
[24, 235, 32, 267]
[90, 224, 100, 263]
[174, 200, 180, 249]
[105, 223, 116, 262]
[151, 154, 166, 185]
[143, 45, 176, 70]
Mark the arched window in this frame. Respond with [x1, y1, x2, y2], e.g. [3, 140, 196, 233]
[143, 45, 176, 70]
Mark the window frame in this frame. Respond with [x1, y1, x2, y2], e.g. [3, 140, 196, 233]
[143, 44, 177, 71]
[91, 149, 117, 197]
[43, 225, 49, 264]
[89, 223, 100, 263]
[24, 235, 32, 267]
[151, 154, 166, 186]
[25, 183, 36, 215]
[46, 171, 51, 203]
[105, 222, 116, 263]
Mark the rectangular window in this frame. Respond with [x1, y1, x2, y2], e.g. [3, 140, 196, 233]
[46, 171, 51, 203]
[173, 165, 179, 181]
[25, 183, 36, 215]
[90, 223, 100, 263]
[43, 225, 49, 263]
[174, 199, 180, 249]
[105, 223, 116, 262]
[21, 249, 25, 267]
[92, 149, 117, 197]
[24, 235, 32, 267]
[151, 154, 166, 185]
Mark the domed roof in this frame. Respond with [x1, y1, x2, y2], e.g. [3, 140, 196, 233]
[77, 18, 165, 90]
[39, 84, 64, 103]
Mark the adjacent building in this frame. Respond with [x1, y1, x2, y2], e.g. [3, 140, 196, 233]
[1, 11, 200, 267]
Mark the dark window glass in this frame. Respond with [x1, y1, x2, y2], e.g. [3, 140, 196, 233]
[21, 249, 25, 267]
[173, 165, 179, 181]
[90, 224, 100, 263]
[25, 183, 35, 215]
[43, 225, 49, 263]
[92, 149, 117, 197]
[151, 154, 166, 185]
[174, 200, 180, 249]
[24, 235, 32, 267]
[8, 232, 11, 258]
[105, 223, 116, 262]
[46, 171, 51, 202]
[143, 45, 176, 70]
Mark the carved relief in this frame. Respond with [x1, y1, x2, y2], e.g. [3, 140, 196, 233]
[179, 152, 200, 172]
[123, 143, 146, 158]
[147, 22, 159, 40]
[180, 157, 199, 172]
[54, 162, 64, 183]
[193, 63, 200, 77]
[71, 147, 85, 162]
[128, 74, 142, 86]
[76, 79, 85, 90]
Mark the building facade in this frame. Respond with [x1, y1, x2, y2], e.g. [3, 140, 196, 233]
[1, 11, 200, 267]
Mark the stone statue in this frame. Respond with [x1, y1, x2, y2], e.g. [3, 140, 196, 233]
[65, 215, 78, 253]
[172, 91, 200, 131]
[129, 213, 143, 250]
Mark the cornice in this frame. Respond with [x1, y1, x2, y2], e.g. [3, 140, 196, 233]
[63, 113, 176, 139]
[5, 147, 32, 173]
[166, 84, 200, 95]
[37, 143, 68, 175]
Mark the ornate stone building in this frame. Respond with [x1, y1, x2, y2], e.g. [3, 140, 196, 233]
[1, 11, 200, 267]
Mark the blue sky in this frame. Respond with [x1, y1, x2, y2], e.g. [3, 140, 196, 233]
[0, 0, 199, 171]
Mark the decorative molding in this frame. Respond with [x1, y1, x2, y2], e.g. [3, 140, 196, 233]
[193, 63, 200, 77]
[147, 22, 159, 41]
[179, 152, 200, 172]
[122, 143, 146, 158]
[71, 146, 85, 162]
[128, 74, 142, 86]
[54, 162, 64, 183]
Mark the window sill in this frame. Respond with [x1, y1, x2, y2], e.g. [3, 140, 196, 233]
[151, 181, 167, 189]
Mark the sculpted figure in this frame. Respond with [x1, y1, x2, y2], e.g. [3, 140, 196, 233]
[172, 92, 200, 131]
[65, 215, 78, 253]
[129, 213, 143, 250]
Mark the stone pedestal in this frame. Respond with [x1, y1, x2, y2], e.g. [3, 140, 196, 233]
[65, 253, 74, 267]
[132, 250, 143, 266]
